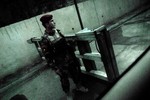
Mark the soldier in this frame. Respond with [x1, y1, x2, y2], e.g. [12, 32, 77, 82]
[39, 14, 88, 99]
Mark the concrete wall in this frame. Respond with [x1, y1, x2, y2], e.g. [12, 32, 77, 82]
[78, 0, 148, 30]
[0, 18, 42, 79]
[0, 0, 148, 79]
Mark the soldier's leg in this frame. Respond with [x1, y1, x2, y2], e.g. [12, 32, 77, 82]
[68, 63, 81, 85]
[56, 69, 73, 100]
[68, 63, 88, 92]
[56, 68, 70, 93]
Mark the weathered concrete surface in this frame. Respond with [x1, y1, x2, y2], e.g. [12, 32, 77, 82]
[110, 9, 150, 74]
[0, 18, 43, 79]
[0, 65, 108, 100]
[1, 68, 66, 100]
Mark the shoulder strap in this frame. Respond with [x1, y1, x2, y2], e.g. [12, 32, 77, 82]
[56, 29, 65, 38]
[42, 33, 50, 41]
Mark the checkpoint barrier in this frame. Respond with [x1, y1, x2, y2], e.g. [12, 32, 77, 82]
[74, 25, 119, 82]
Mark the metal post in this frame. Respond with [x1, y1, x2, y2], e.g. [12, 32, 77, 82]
[73, 0, 84, 29]
[73, 0, 96, 72]
[94, 28, 119, 81]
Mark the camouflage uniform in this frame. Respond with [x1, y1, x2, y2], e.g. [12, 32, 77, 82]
[40, 30, 81, 93]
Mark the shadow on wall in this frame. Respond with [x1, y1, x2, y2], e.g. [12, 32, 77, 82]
[9, 94, 28, 100]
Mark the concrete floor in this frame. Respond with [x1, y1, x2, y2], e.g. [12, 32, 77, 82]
[0, 65, 109, 100]
[0, 7, 150, 100]
[110, 10, 150, 74]
[1, 67, 66, 100]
